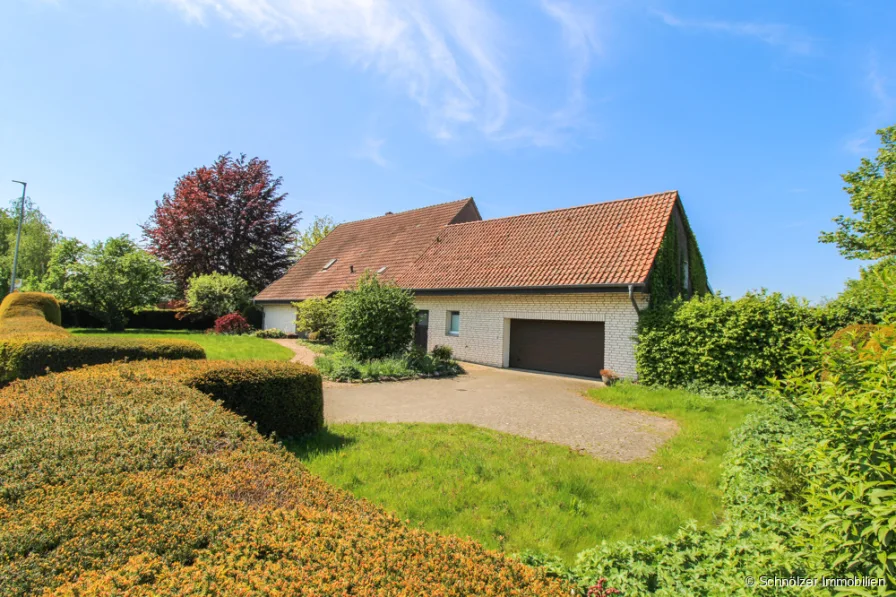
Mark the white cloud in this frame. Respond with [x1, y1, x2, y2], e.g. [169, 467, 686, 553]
[844, 52, 894, 154]
[653, 10, 815, 55]
[154, 0, 601, 145]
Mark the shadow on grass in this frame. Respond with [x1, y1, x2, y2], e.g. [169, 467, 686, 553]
[286, 427, 356, 460]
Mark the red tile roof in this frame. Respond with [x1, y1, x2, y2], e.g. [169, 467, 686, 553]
[400, 191, 679, 290]
[255, 198, 480, 301]
[256, 191, 680, 301]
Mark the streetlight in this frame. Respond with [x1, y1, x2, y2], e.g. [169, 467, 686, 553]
[10, 180, 26, 294]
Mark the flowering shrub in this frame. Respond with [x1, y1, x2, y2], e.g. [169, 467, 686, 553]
[0, 370, 566, 596]
[214, 312, 251, 335]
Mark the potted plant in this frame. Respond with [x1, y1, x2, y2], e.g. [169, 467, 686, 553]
[600, 368, 619, 385]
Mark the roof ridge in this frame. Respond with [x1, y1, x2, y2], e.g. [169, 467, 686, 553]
[337, 197, 473, 227]
[441, 191, 679, 228]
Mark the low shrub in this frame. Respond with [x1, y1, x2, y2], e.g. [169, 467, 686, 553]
[0, 370, 565, 596]
[60, 303, 214, 330]
[255, 327, 287, 339]
[294, 296, 341, 341]
[0, 292, 206, 383]
[315, 349, 462, 382]
[72, 359, 323, 438]
[431, 344, 453, 361]
[214, 312, 251, 335]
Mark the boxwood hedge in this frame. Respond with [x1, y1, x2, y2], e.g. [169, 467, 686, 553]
[0, 292, 206, 383]
[0, 371, 565, 596]
[75, 359, 324, 438]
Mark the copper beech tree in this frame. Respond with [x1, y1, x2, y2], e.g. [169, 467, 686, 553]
[143, 153, 300, 292]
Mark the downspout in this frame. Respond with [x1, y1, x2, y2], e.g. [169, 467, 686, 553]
[628, 284, 641, 316]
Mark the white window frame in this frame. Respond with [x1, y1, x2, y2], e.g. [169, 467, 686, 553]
[446, 311, 460, 336]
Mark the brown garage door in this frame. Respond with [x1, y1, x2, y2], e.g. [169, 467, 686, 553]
[509, 319, 604, 378]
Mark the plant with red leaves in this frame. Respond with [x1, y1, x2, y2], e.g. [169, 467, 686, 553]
[213, 312, 251, 335]
[587, 578, 620, 597]
[143, 153, 300, 292]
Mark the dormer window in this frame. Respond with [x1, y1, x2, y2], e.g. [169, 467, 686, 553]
[322, 259, 337, 271]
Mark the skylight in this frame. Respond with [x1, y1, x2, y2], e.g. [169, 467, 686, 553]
[322, 259, 337, 271]
[377, 266, 388, 274]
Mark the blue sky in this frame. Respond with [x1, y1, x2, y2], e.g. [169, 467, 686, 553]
[2, 0, 895, 301]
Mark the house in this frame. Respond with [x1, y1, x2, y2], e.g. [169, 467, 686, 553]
[254, 191, 707, 379]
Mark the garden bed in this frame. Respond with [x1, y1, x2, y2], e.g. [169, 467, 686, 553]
[300, 340, 463, 382]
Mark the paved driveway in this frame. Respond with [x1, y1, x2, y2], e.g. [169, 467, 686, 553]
[324, 363, 678, 461]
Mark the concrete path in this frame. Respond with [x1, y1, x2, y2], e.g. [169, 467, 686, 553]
[324, 363, 678, 461]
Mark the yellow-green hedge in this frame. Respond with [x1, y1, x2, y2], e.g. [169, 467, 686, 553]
[0, 371, 564, 596]
[0, 293, 206, 383]
[76, 359, 324, 438]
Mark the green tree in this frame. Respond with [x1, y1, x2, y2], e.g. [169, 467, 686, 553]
[821, 257, 896, 327]
[335, 271, 416, 360]
[0, 198, 60, 293]
[40, 237, 87, 297]
[185, 272, 253, 318]
[820, 124, 896, 259]
[293, 215, 336, 260]
[66, 235, 169, 330]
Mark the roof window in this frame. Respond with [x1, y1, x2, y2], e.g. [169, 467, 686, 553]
[322, 259, 337, 271]
[377, 266, 388, 274]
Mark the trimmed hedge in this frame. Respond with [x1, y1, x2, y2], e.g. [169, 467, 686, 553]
[0, 293, 206, 383]
[61, 303, 215, 330]
[76, 359, 324, 438]
[0, 371, 565, 596]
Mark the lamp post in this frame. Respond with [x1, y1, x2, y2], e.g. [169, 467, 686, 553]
[10, 180, 27, 294]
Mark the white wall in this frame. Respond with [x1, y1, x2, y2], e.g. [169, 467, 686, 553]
[261, 303, 297, 334]
[413, 292, 647, 379]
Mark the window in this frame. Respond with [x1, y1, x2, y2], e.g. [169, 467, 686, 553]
[322, 258, 337, 271]
[683, 258, 690, 292]
[447, 311, 460, 335]
[377, 266, 388, 274]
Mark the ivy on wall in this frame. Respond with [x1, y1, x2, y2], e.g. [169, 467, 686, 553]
[648, 208, 709, 309]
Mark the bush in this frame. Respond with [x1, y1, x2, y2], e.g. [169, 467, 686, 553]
[315, 349, 462, 382]
[255, 327, 287, 339]
[0, 292, 206, 383]
[772, 330, 896, 587]
[0, 292, 62, 327]
[431, 344, 453, 361]
[294, 296, 340, 340]
[636, 291, 819, 388]
[185, 273, 253, 318]
[60, 303, 215, 330]
[73, 359, 323, 438]
[0, 371, 564, 596]
[214, 312, 251, 335]
[335, 272, 416, 360]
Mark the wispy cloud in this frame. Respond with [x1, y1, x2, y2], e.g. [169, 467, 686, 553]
[653, 10, 815, 55]
[154, 0, 601, 146]
[844, 51, 895, 154]
[356, 137, 389, 168]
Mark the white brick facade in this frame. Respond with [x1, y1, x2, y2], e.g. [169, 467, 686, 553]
[414, 292, 647, 379]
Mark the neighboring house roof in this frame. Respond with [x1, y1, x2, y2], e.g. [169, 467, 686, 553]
[402, 191, 679, 291]
[255, 198, 481, 302]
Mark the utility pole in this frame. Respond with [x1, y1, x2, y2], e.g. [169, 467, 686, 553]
[10, 181, 27, 294]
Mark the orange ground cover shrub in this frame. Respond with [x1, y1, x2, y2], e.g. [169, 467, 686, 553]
[0, 371, 565, 596]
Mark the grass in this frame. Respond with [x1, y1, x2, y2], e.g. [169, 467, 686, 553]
[288, 383, 758, 562]
[70, 329, 294, 361]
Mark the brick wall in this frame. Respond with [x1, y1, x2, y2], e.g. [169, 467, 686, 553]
[414, 292, 647, 379]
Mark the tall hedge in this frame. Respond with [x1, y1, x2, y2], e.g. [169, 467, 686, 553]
[636, 291, 818, 388]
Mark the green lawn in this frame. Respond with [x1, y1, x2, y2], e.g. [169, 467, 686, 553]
[288, 384, 758, 562]
[70, 329, 294, 361]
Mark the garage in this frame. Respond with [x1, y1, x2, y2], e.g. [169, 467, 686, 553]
[508, 319, 605, 378]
